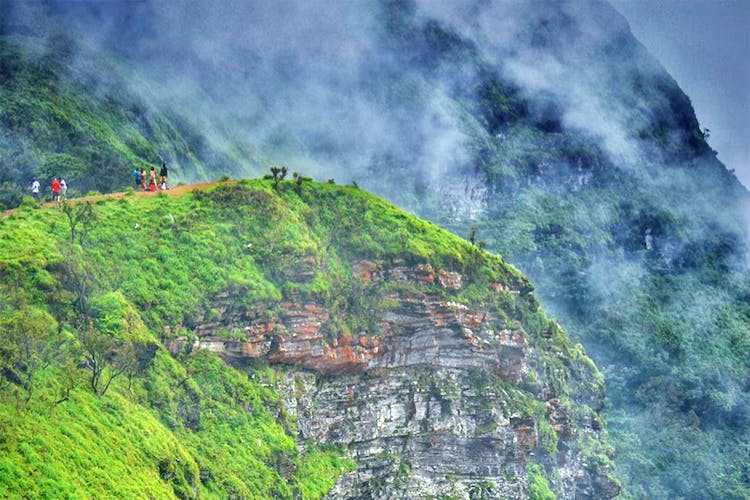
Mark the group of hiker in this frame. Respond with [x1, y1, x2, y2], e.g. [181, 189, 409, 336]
[30, 162, 170, 204]
[31, 176, 67, 204]
[133, 163, 169, 192]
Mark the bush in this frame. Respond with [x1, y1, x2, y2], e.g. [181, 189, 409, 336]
[527, 463, 555, 500]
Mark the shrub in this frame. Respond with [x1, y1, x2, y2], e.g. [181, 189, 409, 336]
[527, 463, 555, 500]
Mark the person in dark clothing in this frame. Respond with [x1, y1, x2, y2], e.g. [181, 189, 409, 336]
[134, 168, 142, 188]
[159, 162, 168, 189]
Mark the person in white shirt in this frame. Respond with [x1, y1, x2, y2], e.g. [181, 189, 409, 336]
[60, 179, 68, 199]
[31, 179, 40, 199]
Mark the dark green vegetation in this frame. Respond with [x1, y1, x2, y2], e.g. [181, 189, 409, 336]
[389, 17, 750, 500]
[295, 4, 747, 497]
[0, 180, 601, 497]
[394, 25, 749, 500]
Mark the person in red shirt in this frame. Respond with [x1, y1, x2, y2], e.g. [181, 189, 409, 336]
[51, 177, 62, 205]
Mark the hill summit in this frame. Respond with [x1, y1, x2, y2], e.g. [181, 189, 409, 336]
[0, 179, 618, 498]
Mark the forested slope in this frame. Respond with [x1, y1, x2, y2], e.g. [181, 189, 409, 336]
[0, 35, 261, 208]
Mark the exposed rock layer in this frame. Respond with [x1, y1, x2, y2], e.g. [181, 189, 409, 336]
[171, 261, 618, 499]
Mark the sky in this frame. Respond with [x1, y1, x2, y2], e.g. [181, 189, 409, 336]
[610, 0, 750, 188]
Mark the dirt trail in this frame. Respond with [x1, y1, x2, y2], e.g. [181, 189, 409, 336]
[1, 181, 221, 219]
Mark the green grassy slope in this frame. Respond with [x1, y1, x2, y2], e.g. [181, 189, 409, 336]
[0, 179, 600, 498]
[0, 349, 353, 499]
[4, 3, 745, 495]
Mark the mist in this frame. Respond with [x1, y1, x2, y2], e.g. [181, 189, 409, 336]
[2, 0, 749, 498]
[4, 1, 743, 192]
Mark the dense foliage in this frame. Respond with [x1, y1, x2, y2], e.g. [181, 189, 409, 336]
[403, 27, 750, 500]
[319, 5, 749, 497]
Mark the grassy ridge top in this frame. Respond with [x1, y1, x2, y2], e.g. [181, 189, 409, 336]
[4, 179, 590, 498]
[1, 179, 531, 331]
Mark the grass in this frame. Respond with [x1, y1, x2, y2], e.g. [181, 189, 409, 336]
[0, 178, 530, 331]
[0, 347, 354, 499]
[3, 13, 745, 499]
[527, 463, 556, 500]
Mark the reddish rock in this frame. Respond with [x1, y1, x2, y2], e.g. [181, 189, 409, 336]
[353, 260, 378, 283]
[240, 341, 267, 357]
[261, 302, 386, 373]
[513, 423, 537, 454]
[414, 263, 436, 285]
[385, 263, 441, 286]
[433, 301, 489, 332]
[166, 258, 614, 498]
[438, 270, 463, 290]
[545, 398, 573, 438]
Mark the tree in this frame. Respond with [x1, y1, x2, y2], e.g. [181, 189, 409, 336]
[80, 291, 157, 396]
[0, 181, 24, 210]
[269, 166, 288, 189]
[0, 305, 70, 406]
[61, 200, 96, 246]
[55, 248, 155, 397]
[56, 243, 96, 323]
[292, 171, 311, 193]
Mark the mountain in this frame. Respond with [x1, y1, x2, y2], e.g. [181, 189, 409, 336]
[0, 180, 617, 498]
[1, 0, 748, 498]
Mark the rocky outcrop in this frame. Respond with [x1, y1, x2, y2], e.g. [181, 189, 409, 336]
[170, 260, 618, 499]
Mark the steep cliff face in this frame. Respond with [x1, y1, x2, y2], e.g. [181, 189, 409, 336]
[179, 261, 619, 498]
[375, 5, 750, 498]
[181, 258, 616, 498]
[0, 180, 617, 498]
[154, 182, 618, 498]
